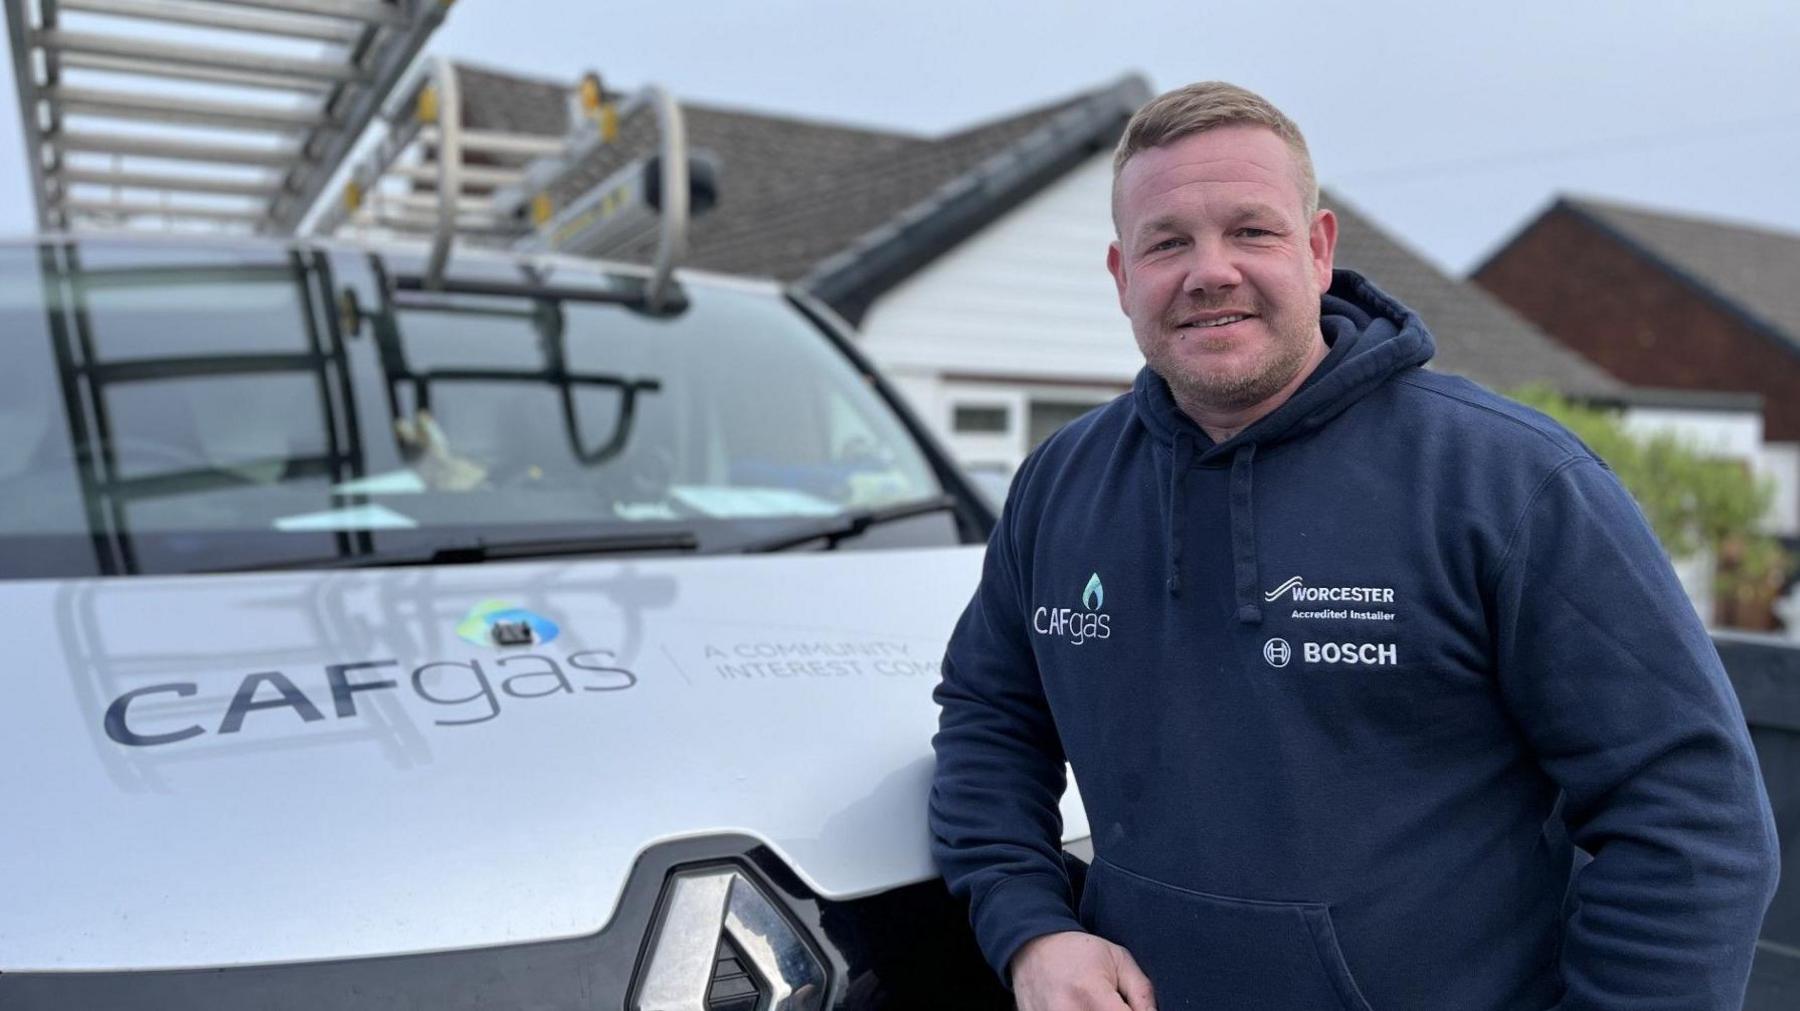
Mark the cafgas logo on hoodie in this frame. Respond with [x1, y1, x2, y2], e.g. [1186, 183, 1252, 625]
[1033, 572, 1112, 646]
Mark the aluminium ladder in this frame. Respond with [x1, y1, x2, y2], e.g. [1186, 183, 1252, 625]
[5, 0, 454, 234]
[313, 57, 703, 308]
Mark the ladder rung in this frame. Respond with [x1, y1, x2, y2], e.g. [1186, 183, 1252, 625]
[60, 0, 365, 45]
[352, 208, 512, 233]
[60, 52, 335, 95]
[266, 1, 453, 230]
[185, 0, 408, 28]
[380, 192, 498, 215]
[391, 162, 523, 188]
[59, 129, 302, 167]
[36, 28, 369, 84]
[420, 126, 565, 159]
[49, 84, 329, 131]
[65, 197, 265, 223]
[59, 166, 281, 197]
[13, 0, 452, 234]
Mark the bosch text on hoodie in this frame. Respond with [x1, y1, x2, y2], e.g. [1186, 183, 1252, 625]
[929, 271, 1780, 1010]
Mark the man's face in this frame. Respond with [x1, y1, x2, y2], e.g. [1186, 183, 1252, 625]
[1107, 124, 1337, 413]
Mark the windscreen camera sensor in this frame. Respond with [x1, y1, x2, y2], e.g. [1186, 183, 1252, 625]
[490, 620, 535, 647]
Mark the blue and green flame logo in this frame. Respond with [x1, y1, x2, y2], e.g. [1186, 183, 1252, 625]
[1082, 573, 1104, 611]
[456, 599, 560, 647]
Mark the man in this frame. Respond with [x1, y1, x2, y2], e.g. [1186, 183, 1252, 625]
[928, 82, 1780, 1010]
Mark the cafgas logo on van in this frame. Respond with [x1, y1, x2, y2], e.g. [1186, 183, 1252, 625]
[457, 599, 560, 647]
[101, 598, 633, 749]
[1033, 572, 1112, 646]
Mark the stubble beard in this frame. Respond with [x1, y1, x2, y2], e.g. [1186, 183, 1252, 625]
[1143, 309, 1322, 415]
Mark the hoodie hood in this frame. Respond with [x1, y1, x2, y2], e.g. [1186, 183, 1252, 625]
[1129, 269, 1436, 616]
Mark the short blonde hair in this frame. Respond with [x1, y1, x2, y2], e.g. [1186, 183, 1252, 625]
[1111, 81, 1318, 227]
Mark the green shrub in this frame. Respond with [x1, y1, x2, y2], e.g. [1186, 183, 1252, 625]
[1510, 385, 1790, 628]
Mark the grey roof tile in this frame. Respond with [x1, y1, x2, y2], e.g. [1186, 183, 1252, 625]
[449, 64, 1095, 281]
[453, 62, 571, 137]
[1566, 196, 1800, 352]
[1325, 192, 1626, 397]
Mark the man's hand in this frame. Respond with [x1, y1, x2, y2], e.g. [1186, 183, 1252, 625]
[1010, 930, 1157, 1010]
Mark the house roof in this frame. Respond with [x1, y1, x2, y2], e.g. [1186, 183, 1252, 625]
[449, 64, 1130, 295]
[1325, 193, 1627, 398]
[446, 65, 1638, 399]
[1558, 196, 1800, 355]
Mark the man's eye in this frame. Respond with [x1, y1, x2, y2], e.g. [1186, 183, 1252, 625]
[1237, 228, 1272, 238]
[1148, 238, 1184, 252]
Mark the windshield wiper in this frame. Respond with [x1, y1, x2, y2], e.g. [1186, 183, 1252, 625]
[738, 495, 959, 553]
[212, 529, 700, 573]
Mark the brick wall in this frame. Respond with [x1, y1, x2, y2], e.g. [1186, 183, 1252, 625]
[1474, 205, 1800, 442]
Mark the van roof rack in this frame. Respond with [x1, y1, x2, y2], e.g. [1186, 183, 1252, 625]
[313, 59, 716, 311]
[5, 0, 454, 234]
[5, 0, 714, 307]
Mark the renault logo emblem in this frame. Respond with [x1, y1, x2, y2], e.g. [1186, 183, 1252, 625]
[631, 866, 828, 1010]
[1263, 637, 1292, 668]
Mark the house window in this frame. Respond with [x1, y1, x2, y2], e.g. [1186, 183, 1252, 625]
[1028, 400, 1105, 448]
[953, 404, 1011, 434]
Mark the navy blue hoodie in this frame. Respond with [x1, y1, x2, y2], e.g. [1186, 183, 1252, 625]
[930, 271, 1779, 1010]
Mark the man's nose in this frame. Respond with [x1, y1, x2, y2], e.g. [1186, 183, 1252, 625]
[1182, 238, 1241, 293]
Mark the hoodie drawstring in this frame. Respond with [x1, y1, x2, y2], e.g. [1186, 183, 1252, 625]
[1166, 430, 1194, 596]
[1132, 271, 1435, 620]
[1230, 443, 1262, 624]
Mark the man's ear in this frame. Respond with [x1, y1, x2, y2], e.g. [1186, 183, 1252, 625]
[1309, 208, 1338, 292]
[1106, 241, 1129, 314]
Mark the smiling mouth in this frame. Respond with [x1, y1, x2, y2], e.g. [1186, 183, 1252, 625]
[1177, 313, 1255, 330]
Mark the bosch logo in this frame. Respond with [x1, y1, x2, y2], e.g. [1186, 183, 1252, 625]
[1263, 638, 1292, 668]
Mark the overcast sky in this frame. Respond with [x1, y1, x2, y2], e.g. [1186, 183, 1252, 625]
[4, 0, 1797, 274]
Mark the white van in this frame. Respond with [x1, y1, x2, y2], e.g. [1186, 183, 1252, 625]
[0, 234, 1091, 1008]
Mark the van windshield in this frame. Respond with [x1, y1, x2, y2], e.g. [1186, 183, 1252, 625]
[0, 241, 949, 579]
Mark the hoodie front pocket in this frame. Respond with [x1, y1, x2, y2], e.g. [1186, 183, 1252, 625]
[1082, 855, 1373, 1011]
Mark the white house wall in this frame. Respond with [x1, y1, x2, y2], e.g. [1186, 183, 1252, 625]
[1620, 405, 1763, 458]
[857, 152, 1140, 469]
[857, 152, 1137, 381]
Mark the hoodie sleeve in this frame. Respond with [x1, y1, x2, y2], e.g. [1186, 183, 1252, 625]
[1491, 456, 1780, 1010]
[929, 467, 1082, 982]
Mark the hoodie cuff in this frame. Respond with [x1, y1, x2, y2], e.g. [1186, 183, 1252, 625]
[974, 872, 1086, 985]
